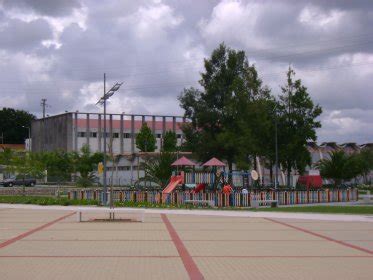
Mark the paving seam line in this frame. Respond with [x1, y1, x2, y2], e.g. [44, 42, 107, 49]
[264, 218, 373, 255]
[161, 214, 204, 280]
[0, 212, 76, 249]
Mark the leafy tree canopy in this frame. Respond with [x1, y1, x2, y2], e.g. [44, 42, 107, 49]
[317, 150, 363, 186]
[140, 152, 176, 187]
[162, 130, 177, 152]
[71, 145, 103, 180]
[43, 150, 73, 182]
[179, 43, 273, 171]
[0, 108, 36, 144]
[136, 123, 156, 152]
[277, 67, 322, 185]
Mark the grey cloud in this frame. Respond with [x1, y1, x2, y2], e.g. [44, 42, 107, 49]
[2, 0, 81, 17]
[0, 0, 372, 143]
[0, 18, 53, 51]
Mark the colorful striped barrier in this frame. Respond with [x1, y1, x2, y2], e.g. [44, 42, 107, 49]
[68, 188, 358, 207]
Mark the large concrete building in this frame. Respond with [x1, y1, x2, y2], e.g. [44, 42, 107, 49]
[31, 112, 186, 154]
[31, 112, 372, 186]
[31, 112, 186, 185]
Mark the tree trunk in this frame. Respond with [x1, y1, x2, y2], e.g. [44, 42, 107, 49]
[287, 162, 291, 188]
[228, 160, 233, 185]
[269, 160, 273, 185]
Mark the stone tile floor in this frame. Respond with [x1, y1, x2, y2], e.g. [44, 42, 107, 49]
[0, 208, 372, 279]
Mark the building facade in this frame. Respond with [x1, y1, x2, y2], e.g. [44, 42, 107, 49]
[31, 112, 186, 154]
[31, 113, 372, 186]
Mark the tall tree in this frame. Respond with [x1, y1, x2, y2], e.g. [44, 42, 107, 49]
[179, 43, 272, 171]
[0, 108, 36, 144]
[162, 130, 177, 152]
[136, 123, 156, 152]
[277, 67, 322, 186]
[354, 148, 373, 184]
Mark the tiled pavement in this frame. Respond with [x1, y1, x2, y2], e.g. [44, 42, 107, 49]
[0, 208, 373, 279]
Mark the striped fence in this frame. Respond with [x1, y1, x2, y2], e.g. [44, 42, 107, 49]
[68, 188, 358, 207]
[184, 171, 251, 186]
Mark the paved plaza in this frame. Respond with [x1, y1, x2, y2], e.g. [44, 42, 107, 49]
[0, 207, 373, 279]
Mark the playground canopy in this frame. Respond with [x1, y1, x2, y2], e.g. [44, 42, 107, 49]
[202, 157, 225, 167]
[171, 156, 196, 166]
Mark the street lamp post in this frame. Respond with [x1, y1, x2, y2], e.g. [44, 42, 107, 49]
[273, 105, 279, 190]
[96, 74, 123, 206]
[22, 126, 31, 152]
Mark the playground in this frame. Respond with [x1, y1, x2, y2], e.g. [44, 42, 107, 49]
[0, 206, 373, 279]
[68, 156, 359, 208]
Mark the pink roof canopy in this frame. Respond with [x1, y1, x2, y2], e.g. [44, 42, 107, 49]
[171, 156, 196, 166]
[202, 157, 225, 167]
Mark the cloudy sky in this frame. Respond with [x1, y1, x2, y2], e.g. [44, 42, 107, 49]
[0, 0, 372, 143]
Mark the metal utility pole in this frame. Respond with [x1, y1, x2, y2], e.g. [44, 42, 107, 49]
[275, 112, 279, 190]
[103, 73, 107, 205]
[273, 104, 279, 190]
[96, 74, 123, 206]
[40, 98, 49, 151]
[41, 99, 48, 119]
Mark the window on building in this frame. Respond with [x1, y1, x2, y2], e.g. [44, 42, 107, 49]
[77, 132, 86, 137]
[177, 134, 182, 139]
[123, 133, 131, 138]
[118, 166, 131, 171]
[156, 134, 162, 139]
[90, 132, 97, 138]
[113, 133, 119, 138]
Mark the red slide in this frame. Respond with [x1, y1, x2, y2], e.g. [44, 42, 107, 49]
[192, 183, 206, 193]
[162, 175, 183, 194]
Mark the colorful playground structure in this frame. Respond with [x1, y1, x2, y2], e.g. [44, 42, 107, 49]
[161, 156, 325, 195]
[68, 157, 357, 208]
[162, 156, 229, 195]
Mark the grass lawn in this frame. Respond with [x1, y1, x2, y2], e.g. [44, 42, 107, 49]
[0, 195, 99, 206]
[254, 205, 373, 215]
[1, 195, 373, 215]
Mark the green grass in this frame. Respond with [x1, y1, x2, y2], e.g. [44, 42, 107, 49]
[1, 196, 372, 215]
[252, 205, 373, 215]
[0, 196, 100, 206]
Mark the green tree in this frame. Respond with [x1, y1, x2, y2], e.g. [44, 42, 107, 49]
[8, 152, 45, 179]
[0, 108, 36, 144]
[162, 130, 177, 152]
[140, 152, 176, 187]
[179, 43, 272, 171]
[71, 145, 103, 187]
[0, 148, 14, 165]
[277, 67, 322, 186]
[136, 123, 156, 152]
[355, 148, 373, 184]
[43, 150, 73, 182]
[317, 150, 361, 186]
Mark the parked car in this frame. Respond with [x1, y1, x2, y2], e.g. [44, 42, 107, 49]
[0, 176, 36, 187]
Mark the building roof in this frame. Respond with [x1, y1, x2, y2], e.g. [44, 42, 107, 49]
[0, 144, 25, 151]
[171, 156, 196, 166]
[202, 157, 225, 167]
